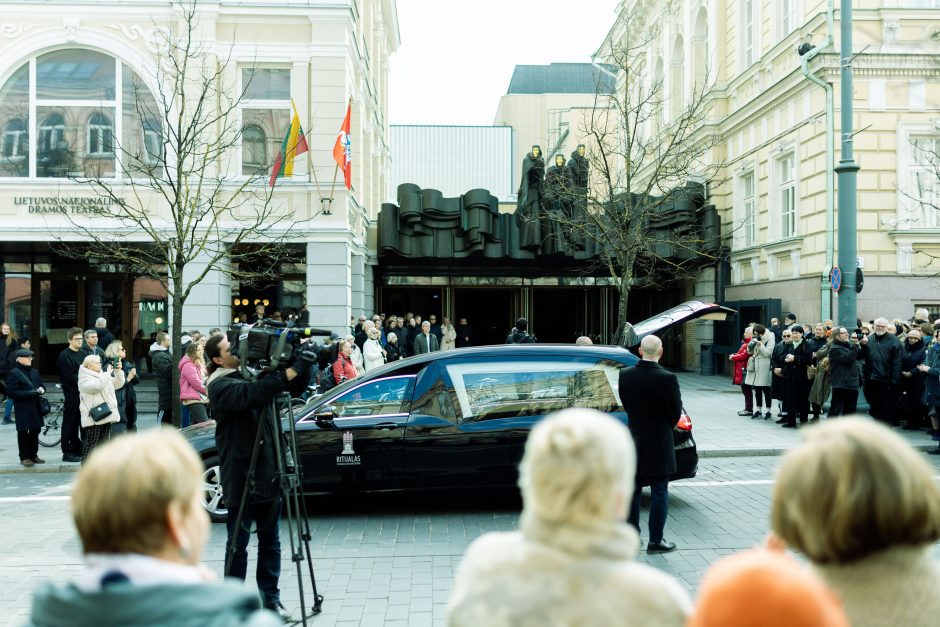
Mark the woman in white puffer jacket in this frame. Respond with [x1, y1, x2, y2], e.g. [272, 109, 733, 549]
[78, 354, 125, 462]
[363, 327, 387, 372]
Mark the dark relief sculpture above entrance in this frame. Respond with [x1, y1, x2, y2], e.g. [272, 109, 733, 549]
[378, 182, 721, 264]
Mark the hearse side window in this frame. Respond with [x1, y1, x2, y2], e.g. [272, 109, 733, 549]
[411, 375, 461, 424]
[445, 361, 622, 422]
[330, 376, 416, 418]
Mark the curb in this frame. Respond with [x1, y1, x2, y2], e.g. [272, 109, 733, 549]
[699, 443, 938, 458]
[0, 462, 80, 475]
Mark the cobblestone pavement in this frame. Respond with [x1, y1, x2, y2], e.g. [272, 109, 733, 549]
[3, 456, 940, 627]
[1, 369, 939, 626]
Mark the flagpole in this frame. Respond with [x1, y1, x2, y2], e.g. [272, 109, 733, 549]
[292, 99, 330, 215]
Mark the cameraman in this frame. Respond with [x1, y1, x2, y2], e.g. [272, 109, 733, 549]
[204, 332, 316, 622]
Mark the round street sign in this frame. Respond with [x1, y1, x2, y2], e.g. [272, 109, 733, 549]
[830, 266, 842, 293]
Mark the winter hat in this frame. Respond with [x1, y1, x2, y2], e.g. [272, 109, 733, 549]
[688, 549, 849, 627]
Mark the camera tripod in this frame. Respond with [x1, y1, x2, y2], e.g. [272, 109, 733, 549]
[224, 390, 324, 625]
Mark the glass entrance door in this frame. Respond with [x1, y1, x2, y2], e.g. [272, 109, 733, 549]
[33, 274, 130, 374]
[85, 277, 124, 351]
[36, 278, 79, 374]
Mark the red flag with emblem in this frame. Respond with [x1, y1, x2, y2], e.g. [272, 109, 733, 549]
[332, 102, 352, 190]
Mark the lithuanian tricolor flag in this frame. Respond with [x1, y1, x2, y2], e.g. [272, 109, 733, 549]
[268, 102, 309, 187]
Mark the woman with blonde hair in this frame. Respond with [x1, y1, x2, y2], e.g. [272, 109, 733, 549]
[362, 326, 387, 371]
[441, 317, 457, 351]
[104, 340, 135, 435]
[345, 334, 365, 375]
[448, 409, 690, 627]
[28, 429, 281, 626]
[771, 418, 940, 627]
[179, 341, 209, 427]
[78, 354, 125, 462]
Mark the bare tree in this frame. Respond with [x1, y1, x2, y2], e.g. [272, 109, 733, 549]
[53, 1, 311, 426]
[531, 12, 725, 343]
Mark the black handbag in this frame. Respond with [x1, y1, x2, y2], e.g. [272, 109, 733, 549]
[89, 402, 112, 421]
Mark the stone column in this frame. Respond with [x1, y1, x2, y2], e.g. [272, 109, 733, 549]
[168, 250, 231, 336]
[363, 262, 376, 316]
[351, 253, 365, 317]
[306, 241, 352, 335]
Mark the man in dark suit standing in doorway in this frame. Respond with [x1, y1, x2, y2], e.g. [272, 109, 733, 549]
[618, 334, 682, 554]
[412, 320, 439, 354]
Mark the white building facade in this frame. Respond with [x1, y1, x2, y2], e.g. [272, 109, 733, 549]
[0, 0, 399, 371]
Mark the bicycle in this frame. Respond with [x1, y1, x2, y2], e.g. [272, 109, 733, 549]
[39, 386, 64, 448]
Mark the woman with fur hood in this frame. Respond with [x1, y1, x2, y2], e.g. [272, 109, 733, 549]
[447, 409, 691, 627]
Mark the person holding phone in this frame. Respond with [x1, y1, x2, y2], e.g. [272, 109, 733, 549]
[104, 341, 134, 435]
[78, 354, 125, 462]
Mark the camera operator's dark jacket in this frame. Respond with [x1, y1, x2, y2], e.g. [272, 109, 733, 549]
[207, 367, 288, 505]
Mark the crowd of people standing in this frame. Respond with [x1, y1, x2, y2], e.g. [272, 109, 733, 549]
[729, 308, 940, 452]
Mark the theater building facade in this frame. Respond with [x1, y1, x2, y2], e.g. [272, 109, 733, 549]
[0, 1, 399, 372]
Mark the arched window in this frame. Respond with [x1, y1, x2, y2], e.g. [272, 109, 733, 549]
[1, 119, 27, 158]
[39, 113, 65, 153]
[0, 48, 160, 178]
[693, 8, 708, 92]
[670, 35, 685, 119]
[242, 124, 267, 173]
[87, 112, 114, 156]
[652, 57, 665, 130]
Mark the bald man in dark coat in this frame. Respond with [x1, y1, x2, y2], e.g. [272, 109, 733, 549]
[618, 334, 682, 553]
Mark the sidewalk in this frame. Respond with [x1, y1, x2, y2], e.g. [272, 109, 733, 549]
[677, 371, 938, 456]
[0, 371, 935, 474]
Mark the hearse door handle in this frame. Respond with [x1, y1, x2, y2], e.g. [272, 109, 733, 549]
[375, 422, 399, 431]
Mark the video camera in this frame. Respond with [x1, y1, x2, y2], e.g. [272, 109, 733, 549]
[229, 319, 332, 376]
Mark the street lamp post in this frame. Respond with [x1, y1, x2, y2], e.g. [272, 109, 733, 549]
[835, 0, 860, 330]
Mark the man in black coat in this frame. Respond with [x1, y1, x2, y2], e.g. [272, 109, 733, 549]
[455, 317, 473, 348]
[149, 332, 173, 424]
[57, 327, 85, 462]
[93, 317, 114, 351]
[205, 333, 316, 622]
[506, 318, 536, 344]
[5, 349, 47, 466]
[860, 317, 903, 425]
[618, 335, 682, 553]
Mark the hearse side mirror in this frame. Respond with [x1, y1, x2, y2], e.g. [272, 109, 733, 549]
[314, 406, 336, 427]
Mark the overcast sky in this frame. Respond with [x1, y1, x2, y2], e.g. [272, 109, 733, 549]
[389, 0, 620, 126]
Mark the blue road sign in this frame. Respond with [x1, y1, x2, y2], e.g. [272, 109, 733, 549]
[830, 266, 842, 293]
